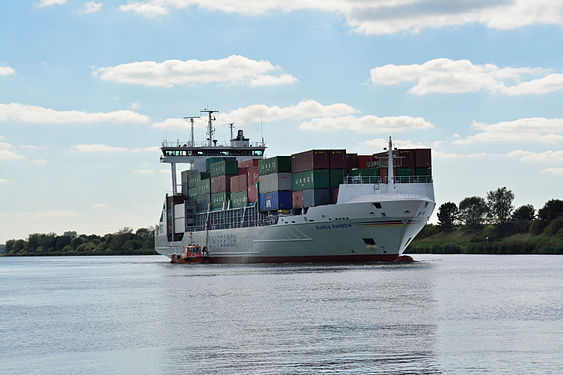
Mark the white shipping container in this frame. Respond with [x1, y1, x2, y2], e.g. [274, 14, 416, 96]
[174, 203, 185, 219]
[258, 173, 292, 194]
[174, 218, 185, 233]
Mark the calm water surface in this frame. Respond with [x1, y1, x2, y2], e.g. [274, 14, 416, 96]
[1, 255, 562, 374]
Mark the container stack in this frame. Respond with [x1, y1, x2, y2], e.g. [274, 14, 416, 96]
[373, 148, 432, 181]
[210, 160, 238, 211]
[328, 149, 347, 204]
[258, 156, 292, 211]
[291, 150, 330, 208]
[230, 173, 248, 209]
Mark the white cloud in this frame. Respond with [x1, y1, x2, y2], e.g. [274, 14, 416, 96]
[135, 169, 155, 174]
[71, 144, 159, 153]
[0, 103, 150, 124]
[81, 1, 103, 14]
[0, 66, 15, 76]
[38, 0, 66, 7]
[361, 138, 430, 150]
[129, 101, 140, 110]
[0, 149, 25, 160]
[369, 58, 563, 96]
[299, 115, 434, 134]
[0, 178, 7, 183]
[93, 55, 297, 88]
[218, 100, 358, 126]
[120, 2, 168, 17]
[153, 117, 207, 129]
[118, 0, 563, 35]
[541, 168, 563, 175]
[154, 100, 358, 129]
[453, 118, 563, 144]
[1, 210, 76, 219]
[507, 150, 563, 163]
[32, 159, 48, 165]
[93, 203, 109, 208]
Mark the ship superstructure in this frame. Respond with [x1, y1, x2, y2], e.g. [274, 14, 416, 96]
[155, 110, 435, 263]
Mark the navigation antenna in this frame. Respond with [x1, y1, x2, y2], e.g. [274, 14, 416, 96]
[229, 123, 234, 141]
[201, 108, 218, 147]
[183, 116, 199, 147]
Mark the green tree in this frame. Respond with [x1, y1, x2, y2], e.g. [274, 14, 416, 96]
[538, 199, 563, 223]
[512, 204, 535, 221]
[459, 196, 488, 229]
[437, 202, 458, 231]
[486, 187, 514, 224]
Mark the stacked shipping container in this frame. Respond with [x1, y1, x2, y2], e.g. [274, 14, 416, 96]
[177, 147, 431, 216]
[258, 156, 292, 211]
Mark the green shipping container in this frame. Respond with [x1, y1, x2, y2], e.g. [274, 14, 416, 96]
[197, 179, 211, 195]
[206, 157, 229, 171]
[396, 168, 414, 177]
[188, 187, 199, 202]
[230, 191, 248, 208]
[211, 191, 230, 210]
[258, 156, 291, 175]
[292, 170, 329, 191]
[349, 168, 379, 177]
[416, 167, 432, 176]
[329, 169, 347, 189]
[210, 160, 238, 177]
[188, 171, 210, 186]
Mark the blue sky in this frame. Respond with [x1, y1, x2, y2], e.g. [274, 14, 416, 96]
[1, 0, 562, 242]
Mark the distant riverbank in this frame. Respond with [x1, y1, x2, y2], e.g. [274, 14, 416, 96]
[406, 220, 563, 255]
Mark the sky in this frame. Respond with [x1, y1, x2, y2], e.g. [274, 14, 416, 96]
[1, 0, 562, 243]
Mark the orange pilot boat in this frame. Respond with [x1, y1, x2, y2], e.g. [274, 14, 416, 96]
[170, 233, 207, 264]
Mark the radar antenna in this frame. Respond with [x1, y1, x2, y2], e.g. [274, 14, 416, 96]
[201, 109, 218, 147]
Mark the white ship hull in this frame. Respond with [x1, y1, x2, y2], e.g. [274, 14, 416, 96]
[155, 182, 435, 263]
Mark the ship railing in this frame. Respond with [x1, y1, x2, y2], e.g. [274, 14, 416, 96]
[344, 175, 432, 184]
[161, 140, 266, 148]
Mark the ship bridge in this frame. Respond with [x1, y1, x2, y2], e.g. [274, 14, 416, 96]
[160, 109, 266, 195]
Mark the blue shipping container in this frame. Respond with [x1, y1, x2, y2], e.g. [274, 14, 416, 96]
[259, 191, 292, 211]
[303, 189, 330, 207]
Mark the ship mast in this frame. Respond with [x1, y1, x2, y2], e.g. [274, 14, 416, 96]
[201, 109, 218, 147]
[388, 136, 394, 189]
[183, 116, 199, 147]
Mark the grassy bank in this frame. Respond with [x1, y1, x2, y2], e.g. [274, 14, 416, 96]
[406, 219, 563, 254]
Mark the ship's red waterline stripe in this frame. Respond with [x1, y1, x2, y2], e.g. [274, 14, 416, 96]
[205, 254, 409, 264]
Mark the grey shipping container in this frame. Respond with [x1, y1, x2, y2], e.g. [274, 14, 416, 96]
[303, 189, 330, 207]
[258, 172, 292, 194]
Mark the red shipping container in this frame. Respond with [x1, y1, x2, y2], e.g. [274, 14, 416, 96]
[247, 184, 258, 202]
[238, 159, 259, 169]
[291, 150, 330, 173]
[332, 188, 339, 204]
[211, 174, 234, 193]
[358, 155, 374, 169]
[389, 149, 415, 168]
[415, 149, 431, 168]
[329, 149, 347, 169]
[230, 174, 248, 193]
[292, 190, 304, 209]
[379, 168, 398, 182]
[247, 166, 259, 185]
[345, 153, 358, 171]
[237, 167, 248, 176]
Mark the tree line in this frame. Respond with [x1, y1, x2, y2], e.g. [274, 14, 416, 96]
[3, 227, 157, 256]
[409, 187, 562, 254]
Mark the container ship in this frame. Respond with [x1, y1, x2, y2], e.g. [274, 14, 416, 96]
[155, 109, 435, 263]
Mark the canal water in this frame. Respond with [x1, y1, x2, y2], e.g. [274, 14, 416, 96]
[1, 254, 562, 374]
